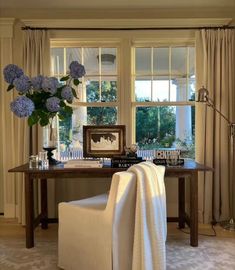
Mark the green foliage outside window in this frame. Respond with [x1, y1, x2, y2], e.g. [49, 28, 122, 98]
[59, 82, 195, 158]
[136, 105, 176, 149]
[86, 80, 117, 125]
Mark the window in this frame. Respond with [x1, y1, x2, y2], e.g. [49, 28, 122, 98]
[51, 45, 119, 159]
[50, 39, 195, 160]
[133, 46, 195, 157]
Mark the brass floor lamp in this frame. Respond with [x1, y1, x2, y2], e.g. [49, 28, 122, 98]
[197, 86, 235, 231]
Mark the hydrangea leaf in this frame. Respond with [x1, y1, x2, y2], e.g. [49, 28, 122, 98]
[39, 116, 49, 127]
[28, 113, 39, 126]
[60, 75, 70, 81]
[7, 84, 14, 91]
[73, 79, 80, 86]
[71, 88, 78, 99]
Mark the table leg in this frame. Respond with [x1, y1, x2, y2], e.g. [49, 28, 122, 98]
[25, 173, 34, 248]
[190, 171, 198, 247]
[40, 179, 48, 229]
[178, 177, 185, 228]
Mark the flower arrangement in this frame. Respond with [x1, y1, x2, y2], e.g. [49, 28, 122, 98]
[3, 61, 86, 127]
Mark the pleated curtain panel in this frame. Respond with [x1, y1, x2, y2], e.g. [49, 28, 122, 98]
[18, 30, 50, 224]
[195, 29, 235, 223]
[0, 29, 50, 224]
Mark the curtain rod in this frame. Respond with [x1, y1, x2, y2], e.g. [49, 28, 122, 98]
[21, 26, 235, 31]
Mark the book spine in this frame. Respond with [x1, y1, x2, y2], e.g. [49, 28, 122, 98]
[153, 159, 184, 166]
[67, 160, 101, 165]
[153, 159, 167, 165]
[111, 163, 141, 168]
[111, 160, 143, 168]
[64, 164, 103, 168]
[111, 159, 142, 164]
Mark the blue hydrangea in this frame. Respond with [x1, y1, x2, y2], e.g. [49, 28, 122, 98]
[69, 61, 86, 79]
[13, 75, 31, 93]
[42, 77, 60, 94]
[10, 96, 35, 118]
[3, 64, 24, 84]
[31, 75, 44, 91]
[61, 86, 74, 102]
[46, 97, 61, 112]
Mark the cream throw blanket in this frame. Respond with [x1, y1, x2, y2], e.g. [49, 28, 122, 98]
[128, 162, 167, 270]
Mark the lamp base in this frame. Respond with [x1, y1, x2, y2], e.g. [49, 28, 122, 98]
[220, 218, 235, 231]
[43, 147, 60, 165]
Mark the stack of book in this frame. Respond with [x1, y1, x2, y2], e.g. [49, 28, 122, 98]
[111, 156, 144, 168]
[64, 159, 103, 168]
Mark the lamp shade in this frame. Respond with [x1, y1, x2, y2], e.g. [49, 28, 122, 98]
[196, 86, 209, 102]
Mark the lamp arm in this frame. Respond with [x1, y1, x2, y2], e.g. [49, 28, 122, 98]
[206, 97, 232, 126]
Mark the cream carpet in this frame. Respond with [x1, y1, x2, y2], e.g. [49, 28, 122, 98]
[0, 224, 235, 270]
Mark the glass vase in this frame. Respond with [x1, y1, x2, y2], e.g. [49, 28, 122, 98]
[43, 119, 60, 165]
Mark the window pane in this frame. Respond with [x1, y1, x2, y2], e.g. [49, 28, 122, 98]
[135, 106, 195, 158]
[171, 47, 187, 75]
[171, 77, 187, 101]
[153, 48, 169, 75]
[86, 79, 117, 102]
[101, 48, 117, 75]
[189, 47, 195, 76]
[51, 48, 64, 75]
[66, 48, 82, 70]
[86, 80, 99, 102]
[101, 80, 117, 102]
[135, 48, 151, 74]
[84, 48, 99, 75]
[189, 78, 195, 101]
[135, 76, 151, 101]
[87, 107, 117, 125]
[136, 106, 176, 149]
[152, 78, 169, 102]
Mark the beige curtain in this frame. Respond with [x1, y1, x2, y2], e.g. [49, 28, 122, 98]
[0, 20, 30, 221]
[16, 29, 51, 224]
[195, 29, 235, 223]
[23, 29, 50, 154]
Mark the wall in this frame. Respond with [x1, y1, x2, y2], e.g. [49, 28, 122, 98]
[0, 7, 235, 23]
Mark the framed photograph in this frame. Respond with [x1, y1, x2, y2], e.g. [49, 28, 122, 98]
[83, 125, 126, 158]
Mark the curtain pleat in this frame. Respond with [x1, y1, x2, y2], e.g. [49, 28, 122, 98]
[195, 29, 235, 223]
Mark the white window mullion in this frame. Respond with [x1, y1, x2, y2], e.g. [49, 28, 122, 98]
[186, 46, 189, 101]
[169, 46, 171, 101]
[81, 47, 86, 102]
[98, 48, 102, 102]
[63, 48, 66, 75]
[151, 47, 153, 102]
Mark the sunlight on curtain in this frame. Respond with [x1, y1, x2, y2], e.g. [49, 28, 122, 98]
[0, 20, 29, 220]
[195, 29, 235, 223]
[16, 29, 51, 224]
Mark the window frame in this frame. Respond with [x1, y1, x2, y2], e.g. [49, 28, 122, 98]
[51, 40, 122, 122]
[50, 35, 196, 155]
[131, 40, 195, 145]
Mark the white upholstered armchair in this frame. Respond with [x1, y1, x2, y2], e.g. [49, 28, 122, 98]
[58, 162, 166, 270]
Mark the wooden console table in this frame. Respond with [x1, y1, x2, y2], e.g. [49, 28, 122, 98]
[9, 160, 212, 248]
